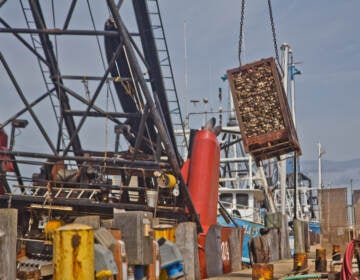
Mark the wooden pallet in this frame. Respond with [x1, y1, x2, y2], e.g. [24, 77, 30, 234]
[227, 57, 301, 163]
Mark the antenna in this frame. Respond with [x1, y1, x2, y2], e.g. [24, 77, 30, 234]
[184, 21, 189, 125]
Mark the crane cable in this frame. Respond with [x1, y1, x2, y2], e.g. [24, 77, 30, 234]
[267, 0, 283, 75]
[238, 0, 245, 66]
[238, 0, 283, 74]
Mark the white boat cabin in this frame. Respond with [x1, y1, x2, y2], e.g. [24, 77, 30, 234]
[218, 188, 265, 224]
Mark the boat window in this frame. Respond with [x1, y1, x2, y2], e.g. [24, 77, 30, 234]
[232, 209, 241, 217]
[236, 193, 248, 207]
[219, 193, 233, 207]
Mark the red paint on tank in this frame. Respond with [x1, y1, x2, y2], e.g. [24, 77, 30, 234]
[181, 158, 191, 185]
[187, 129, 220, 233]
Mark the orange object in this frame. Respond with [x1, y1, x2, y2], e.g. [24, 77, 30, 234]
[293, 252, 308, 271]
[332, 244, 341, 261]
[180, 158, 190, 184]
[198, 233, 207, 279]
[187, 129, 220, 233]
[0, 147, 14, 172]
[148, 240, 160, 280]
[0, 128, 8, 147]
[220, 227, 233, 274]
[252, 263, 274, 280]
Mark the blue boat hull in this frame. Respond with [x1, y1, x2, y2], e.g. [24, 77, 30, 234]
[217, 215, 264, 263]
[309, 221, 320, 234]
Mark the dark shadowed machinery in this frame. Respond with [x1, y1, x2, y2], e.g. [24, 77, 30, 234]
[0, 1, 202, 277]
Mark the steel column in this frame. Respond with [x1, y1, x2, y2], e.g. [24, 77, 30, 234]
[29, 0, 82, 155]
[107, 0, 202, 231]
[132, 0, 177, 150]
[62, 0, 78, 30]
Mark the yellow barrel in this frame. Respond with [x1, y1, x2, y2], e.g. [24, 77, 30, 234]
[153, 224, 175, 242]
[53, 223, 94, 280]
[252, 263, 274, 280]
[293, 252, 308, 271]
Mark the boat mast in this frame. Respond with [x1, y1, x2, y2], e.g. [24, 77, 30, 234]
[279, 43, 290, 215]
[289, 50, 296, 128]
[318, 142, 322, 190]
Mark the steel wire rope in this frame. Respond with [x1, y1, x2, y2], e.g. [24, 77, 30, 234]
[86, 0, 118, 112]
[86, 1, 120, 173]
[122, 45, 157, 155]
[238, 0, 283, 77]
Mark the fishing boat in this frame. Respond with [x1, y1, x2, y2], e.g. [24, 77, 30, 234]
[218, 187, 265, 263]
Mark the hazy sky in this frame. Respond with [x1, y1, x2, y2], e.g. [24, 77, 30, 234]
[1, 1, 359, 163]
[159, 1, 360, 162]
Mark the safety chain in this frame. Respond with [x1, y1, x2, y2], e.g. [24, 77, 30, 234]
[238, 0, 246, 66]
[267, 0, 283, 74]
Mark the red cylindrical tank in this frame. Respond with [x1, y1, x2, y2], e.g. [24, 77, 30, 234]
[0, 128, 8, 147]
[187, 129, 220, 233]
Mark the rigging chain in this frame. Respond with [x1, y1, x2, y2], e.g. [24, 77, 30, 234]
[238, 0, 283, 74]
[238, 0, 245, 66]
[267, 0, 283, 74]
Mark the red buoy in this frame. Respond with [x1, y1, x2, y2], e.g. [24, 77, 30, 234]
[187, 129, 220, 233]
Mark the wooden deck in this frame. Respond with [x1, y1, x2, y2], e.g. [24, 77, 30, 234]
[207, 245, 341, 279]
[208, 259, 303, 279]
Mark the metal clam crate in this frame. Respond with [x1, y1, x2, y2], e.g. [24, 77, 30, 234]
[227, 57, 301, 163]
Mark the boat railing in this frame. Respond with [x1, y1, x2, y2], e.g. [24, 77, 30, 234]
[219, 199, 264, 224]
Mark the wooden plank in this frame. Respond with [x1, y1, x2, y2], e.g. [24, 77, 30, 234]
[228, 228, 244, 272]
[267, 229, 280, 262]
[280, 214, 291, 259]
[175, 222, 200, 280]
[74, 215, 101, 229]
[294, 219, 306, 253]
[0, 208, 17, 280]
[205, 225, 223, 277]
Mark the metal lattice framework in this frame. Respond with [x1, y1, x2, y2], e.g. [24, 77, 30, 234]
[0, 0, 199, 230]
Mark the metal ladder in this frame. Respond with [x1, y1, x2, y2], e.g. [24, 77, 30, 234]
[13, 185, 101, 201]
[19, 1, 68, 150]
[146, 0, 188, 153]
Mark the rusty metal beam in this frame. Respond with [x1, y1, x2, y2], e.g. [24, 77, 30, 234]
[0, 52, 57, 154]
[29, 0, 83, 155]
[62, 43, 123, 156]
[63, 110, 140, 119]
[62, 0, 77, 30]
[106, 0, 202, 232]
[0, 18, 48, 66]
[0, 27, 128, 37]
[0, 149, 170, 169]
[0, 88, 55, 130]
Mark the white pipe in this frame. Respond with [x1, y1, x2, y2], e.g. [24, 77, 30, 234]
[280, 43, 290, 215]
[258, 164, 276, 213]
[290, 51, 296, 128]
[220, 157, 249, 163]
[249, 156, 253, 190]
